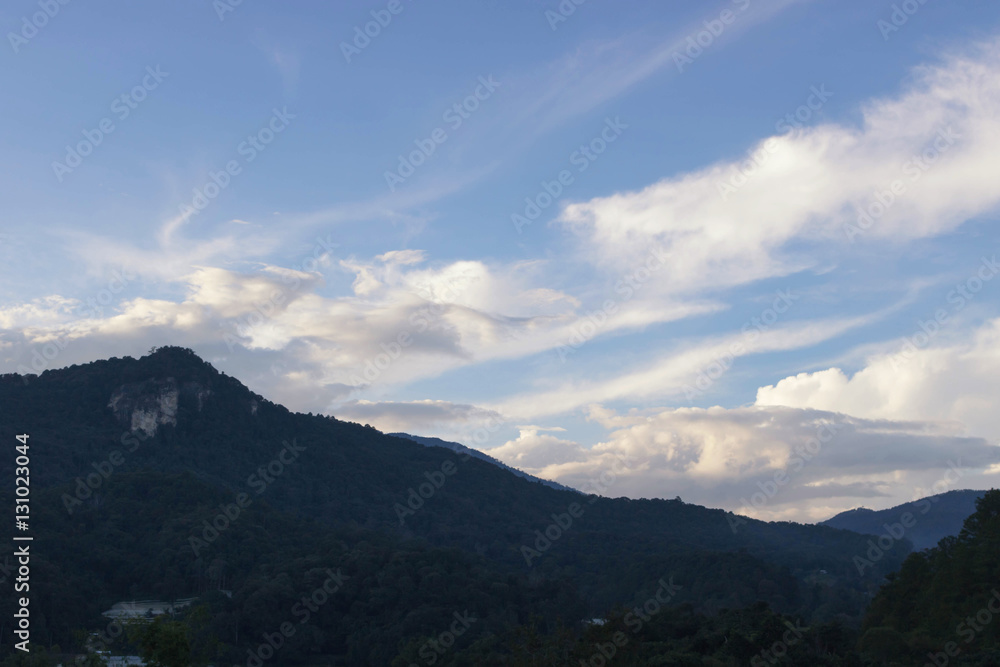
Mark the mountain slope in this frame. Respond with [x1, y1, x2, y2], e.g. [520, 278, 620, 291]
[0, 347, 914, 662]
[820, 489, 987, 550]
[860, 489, 1000, 664]
[389, 431, 580, 493]
[0, 470, 585, 665]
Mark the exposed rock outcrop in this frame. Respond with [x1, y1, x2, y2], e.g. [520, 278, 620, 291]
[108, 377, 211, 436]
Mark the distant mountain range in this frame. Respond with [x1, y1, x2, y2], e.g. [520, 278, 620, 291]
[819, 489, 987, 550]
[389, 432, 580, 493]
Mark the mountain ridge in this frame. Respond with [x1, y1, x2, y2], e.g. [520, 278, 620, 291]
[819, 488, 987, 550]
[389, 431, 580, 493]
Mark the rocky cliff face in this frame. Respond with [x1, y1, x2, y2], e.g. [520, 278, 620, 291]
[108, 377, 211, 436]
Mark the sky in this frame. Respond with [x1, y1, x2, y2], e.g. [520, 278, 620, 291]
[2, 0, 1000, 523]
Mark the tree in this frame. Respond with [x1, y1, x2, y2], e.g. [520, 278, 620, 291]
[128, 617, 192, 667]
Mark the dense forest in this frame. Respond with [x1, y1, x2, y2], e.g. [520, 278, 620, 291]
[0, 347, 994, 665]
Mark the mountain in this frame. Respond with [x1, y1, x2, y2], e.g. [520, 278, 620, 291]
[389, 432, 580, 493]
[820, 489, 988, 550]
[0, 346, 914, 664]
[501, 490, 1000, 666]
[859, 490, 1000, 664]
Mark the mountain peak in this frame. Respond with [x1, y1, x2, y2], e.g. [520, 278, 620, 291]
[138, 345, 217, 374]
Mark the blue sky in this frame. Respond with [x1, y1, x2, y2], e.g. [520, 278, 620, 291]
[3, 0, 1000, 521]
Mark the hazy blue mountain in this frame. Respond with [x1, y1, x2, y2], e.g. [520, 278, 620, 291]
[819, 489, 987, 550]
[389, 432, 581, 494]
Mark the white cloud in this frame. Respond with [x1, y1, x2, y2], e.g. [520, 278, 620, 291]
[487, 428, 590, 470]
[491, 311, 877, 420]
[0, 296, 80, 329]
[0, 256, 590, 408]
[485, 405, 1000, 522]
[559, 37, 1000, 293]
[756, 317, 1000, 441]
[511, 0, 809, 137]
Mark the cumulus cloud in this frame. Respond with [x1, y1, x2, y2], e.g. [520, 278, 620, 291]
[0, 253, 582, 402]
[486, 427, 590, 471]
[484, 405, 1000, 522]
[756, 317, 1000, 441]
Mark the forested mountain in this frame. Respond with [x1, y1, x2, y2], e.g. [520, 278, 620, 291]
[860, 490, 1000, 665]
[0, 346, 989, 665]
[821, 489, 987, 550]
[389, 432, 580, 493]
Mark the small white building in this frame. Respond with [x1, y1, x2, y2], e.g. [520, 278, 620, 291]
[101, 598, 197, 620]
